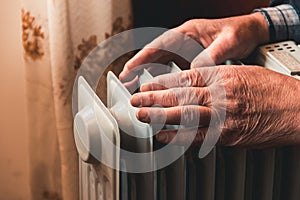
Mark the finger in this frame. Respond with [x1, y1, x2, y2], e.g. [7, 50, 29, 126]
[119, 27, 201, 82]
[140, 69, 210, 91]
[120, 52, 179, 83]
[140, 83, 168, 91]
[131, 87, 210, 107]
[136, 105, 211, 126]
[123, 75, 139, 94]
[119, 62, 153, 83]
[156, 127, 209, 146]
[191, 36, 229, 68]
[123, 62, 179, 93]
[123, 62, 175, 93]
[119, 46, 171, 82]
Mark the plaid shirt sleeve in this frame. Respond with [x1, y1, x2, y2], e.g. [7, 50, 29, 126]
[254, 4, 300, 43]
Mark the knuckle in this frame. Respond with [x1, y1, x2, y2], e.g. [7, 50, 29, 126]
[181, 69, 203, 87]
[177, 71, 189, 87]
[168, 89, 179, 106]
[195, 87, 210, 105]
[189, 88, 199, 105]
[182, 19, 196, 28]
[147, 92, 155, 106]
[191, 69, 203, 86]
[162, 90, 177, 106]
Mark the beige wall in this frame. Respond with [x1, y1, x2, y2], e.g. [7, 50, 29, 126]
[0, 0, 30, 199]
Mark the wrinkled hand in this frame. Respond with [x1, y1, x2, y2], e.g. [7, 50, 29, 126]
[130, 66, 300, 148]
[119, 13, 269, 83]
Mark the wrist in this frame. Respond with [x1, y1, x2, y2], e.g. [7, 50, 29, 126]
[248, 12, 269, 45]
[248, 12, 270, 45]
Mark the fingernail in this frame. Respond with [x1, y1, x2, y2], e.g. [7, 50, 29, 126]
[140, 84, 147, 92]
[156, 133, 168, 143]
[130, 94, 141, 107]
[137, 109, 150, 123]
[118, 71, 125, 80]
[140, 83, 153, 92]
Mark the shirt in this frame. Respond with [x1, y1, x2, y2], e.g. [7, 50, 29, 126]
[254, 0, 300, 43]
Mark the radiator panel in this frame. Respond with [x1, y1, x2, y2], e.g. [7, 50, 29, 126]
[75, 62, 300, 200]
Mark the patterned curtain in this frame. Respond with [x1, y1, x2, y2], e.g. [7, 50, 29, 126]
[21, 0, 132, 199]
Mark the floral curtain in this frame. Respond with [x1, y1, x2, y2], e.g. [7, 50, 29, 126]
[21, 0, 132, 199]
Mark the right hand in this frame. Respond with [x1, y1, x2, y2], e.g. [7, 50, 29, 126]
[130, 66, 300, 148]
[119, 12, 269, 84]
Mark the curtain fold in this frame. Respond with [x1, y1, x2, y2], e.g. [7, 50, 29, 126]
[22, 0, 132, 199]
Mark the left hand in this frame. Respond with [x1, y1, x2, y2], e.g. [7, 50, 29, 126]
[130, 65, 300, 148]
[119, 13, 269, 84]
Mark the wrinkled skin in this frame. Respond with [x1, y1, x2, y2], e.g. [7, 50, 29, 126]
[131, 66, 300, 148]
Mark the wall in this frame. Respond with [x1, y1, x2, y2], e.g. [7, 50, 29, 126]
[0, 0, 30, 199]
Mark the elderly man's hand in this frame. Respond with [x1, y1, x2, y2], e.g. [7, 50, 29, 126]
[130, 66, 300, 148]
[119, 13, 269, 83]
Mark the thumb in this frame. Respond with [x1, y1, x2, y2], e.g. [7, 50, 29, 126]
[191, 37, 229, 68]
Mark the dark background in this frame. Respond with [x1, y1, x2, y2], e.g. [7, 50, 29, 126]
[132, 0, 270, 28]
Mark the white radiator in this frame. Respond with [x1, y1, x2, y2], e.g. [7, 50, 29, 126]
[74, 61, 300, 200]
